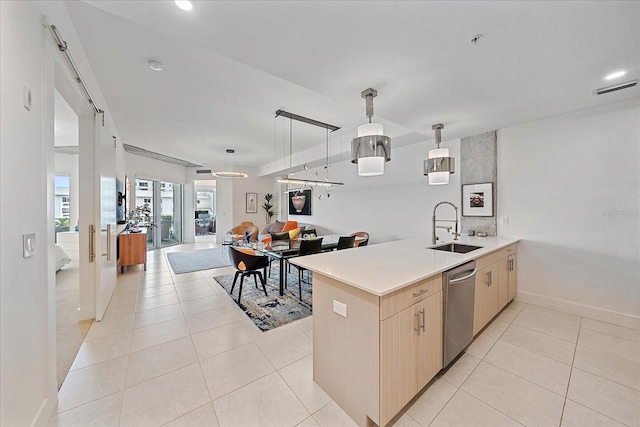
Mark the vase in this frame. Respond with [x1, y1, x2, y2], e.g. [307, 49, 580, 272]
[291, 195, 306, 212]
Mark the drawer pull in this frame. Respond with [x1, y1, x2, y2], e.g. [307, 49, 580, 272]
[412, 289, 429, 298]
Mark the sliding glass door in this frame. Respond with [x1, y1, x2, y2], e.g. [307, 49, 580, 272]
[134, 178, 183, 249]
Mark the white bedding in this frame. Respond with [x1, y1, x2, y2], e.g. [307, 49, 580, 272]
[55, 244, 71, 271]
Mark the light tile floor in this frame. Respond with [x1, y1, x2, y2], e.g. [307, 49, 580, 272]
[49, 242, 640, 427]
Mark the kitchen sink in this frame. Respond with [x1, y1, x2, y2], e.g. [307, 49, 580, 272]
[428, 243, 482, 254]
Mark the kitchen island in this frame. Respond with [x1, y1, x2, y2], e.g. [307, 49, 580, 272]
[291, 236, 519, 427]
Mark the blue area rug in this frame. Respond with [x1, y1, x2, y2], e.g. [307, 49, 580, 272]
[166, 248, 231, 274]
[214, 265, 312, 331]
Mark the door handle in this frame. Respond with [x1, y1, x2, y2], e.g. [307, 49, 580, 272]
[486, 271, 492, 286]
[509, 257, 514, 272]
[412, 289, 429, 298]
[449, 268, 477, 284]
[101, 224, 111, 260]
[89, 224, 96, 262]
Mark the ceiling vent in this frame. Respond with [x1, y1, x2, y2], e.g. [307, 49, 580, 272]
[196, 169, 212, 174]
[594, 79, 638, 96]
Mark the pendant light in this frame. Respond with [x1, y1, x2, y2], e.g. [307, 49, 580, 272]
[351, 88, 391, 176]
[211, 149, 248, 179]
[424, 123, 455, 185]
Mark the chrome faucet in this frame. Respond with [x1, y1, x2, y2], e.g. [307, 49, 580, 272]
[432, 201, 460, 245]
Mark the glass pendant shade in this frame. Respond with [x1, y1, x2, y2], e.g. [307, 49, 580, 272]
[351, 88, 391, 176]
[424, 123, 454, 185]
[357, 156, 385, 176]
[427, 148, 450, 185]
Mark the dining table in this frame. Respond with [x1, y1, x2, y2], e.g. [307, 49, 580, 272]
[239, 235, 364, 296]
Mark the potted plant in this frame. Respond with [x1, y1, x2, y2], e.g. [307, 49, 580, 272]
[262, 193, 274, 224]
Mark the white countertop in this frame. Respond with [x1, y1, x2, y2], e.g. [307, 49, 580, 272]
[290, 235, 520, 296]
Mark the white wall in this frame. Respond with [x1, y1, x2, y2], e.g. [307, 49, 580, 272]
[292, 139, 461, 243]
[230, 168, 274, 230]
[0, 3, 53, 425]
[498, 99, 640, 328]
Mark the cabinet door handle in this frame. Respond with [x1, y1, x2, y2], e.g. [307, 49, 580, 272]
[412, 289, 429, 298]
[509, 257, 513, 272]
[487, 271, 492, 286]
[414, 312, 420, 335]
[420, 308, 426, 333]
[89, 224, 96, 262]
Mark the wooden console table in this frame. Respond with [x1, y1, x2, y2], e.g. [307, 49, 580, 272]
[119, 230, 147, 273]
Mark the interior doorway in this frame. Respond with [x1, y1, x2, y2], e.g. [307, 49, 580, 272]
[53, 88, 92, 388]
[194, 180, 216, 242]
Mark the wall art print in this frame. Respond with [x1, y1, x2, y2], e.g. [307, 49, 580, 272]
[289, 189, 311, 215]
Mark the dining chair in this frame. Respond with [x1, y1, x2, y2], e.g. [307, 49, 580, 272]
[350, 231, 369, 247]
[337, 235, 356, 250]
[228, 247, 269, 303]
[287, 237, 323, 300]
[268, 231, 291, 277]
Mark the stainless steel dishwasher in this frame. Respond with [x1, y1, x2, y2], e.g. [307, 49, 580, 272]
[442, 260, 477, 367]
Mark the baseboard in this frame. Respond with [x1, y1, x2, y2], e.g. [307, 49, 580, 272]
[515, 291, 640, 330]
[77, 306, 94, 321]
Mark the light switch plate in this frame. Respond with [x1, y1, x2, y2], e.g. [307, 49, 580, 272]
[333, 300, 347, 318]
[500, 216, 509, 225]
[23, 233, 36, 258]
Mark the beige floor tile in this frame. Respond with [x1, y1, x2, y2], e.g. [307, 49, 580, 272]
[297, 416, 321, 427]
[126, 336, 198, 388]
[405, 379, 457, 426]
[120, 364, 211, 427]
[132, 303, 184, 329]
[567, 368, 640, 426]
[201, 342, 274, 400]
[255, 326, 313, 369]
[439, 352, 481, 388]
[181, 294, 230, 316]
[507, 300, 526, 312]
[163, 403, 219, 427]
[191, 321, 253, 360]
[84, 313, 134, 341]
[296, 315, 314, 338]
[484, 340, 571, 396]
[48, 392, 123, 427]
[102, 302, 137, 319]
[482, 319, 511, 339]
[386, 412, 421, 427]
[135, 291, 179, 312]
[561, 399, 626, 427]
[137, 284, 175, 299]
[172, 271, 205, 283]
[312, 401, 357, 427]
[185, 306, 238, 334]
[495, 307, 520, 324]
[430, 390, 523, 427]
[581, 318, 640, 342]
[461, 362, 564, 426]
[70, 331, 132, 371]
[279, 354, 331, 414]
[513, 311, 580, 342]
[129, 317, 190, 353]
[140, 276, 174, 288]
[578, 328, 640, 362]
[213, 372, 309, 427]
[57, 356, 128, 412]
[574, 344, 640, 390]
[522, 304, 582, 326]
[465, 331, 499, 359]
[141, 271, 173, 281]
[500, 324, 576, 364]
[173, 278, 212, 292]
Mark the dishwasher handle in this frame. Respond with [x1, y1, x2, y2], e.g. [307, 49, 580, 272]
[448, 268, 477, 284]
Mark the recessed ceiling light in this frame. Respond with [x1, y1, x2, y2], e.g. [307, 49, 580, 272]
[605, 71, 626, 80]
[470, 34, 483, 44]
[148, 60, 164, 71]
[174, 1, 193, 11]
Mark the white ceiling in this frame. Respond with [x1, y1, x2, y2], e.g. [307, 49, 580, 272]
[64, 0, 639, 174]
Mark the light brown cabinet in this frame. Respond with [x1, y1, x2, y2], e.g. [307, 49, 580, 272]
[313, 273, 442, 427]
[380, 290, 442, 424]
[473, 244, 518, 335]
[119, 230, 147, 273]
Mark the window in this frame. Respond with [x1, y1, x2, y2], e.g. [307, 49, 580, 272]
[138, 181, 148, 189]
[143, 198, 151, 203]
[62, 196, 69, 203]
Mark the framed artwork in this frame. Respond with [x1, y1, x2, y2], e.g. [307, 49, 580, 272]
[289, 189, 312, 215]
[462, 183, 493, 217]
[246, 192, 258, 213]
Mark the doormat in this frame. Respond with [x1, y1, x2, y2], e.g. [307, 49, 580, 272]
[214, 264, 312, 331]
[166, 248, 231, 274]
